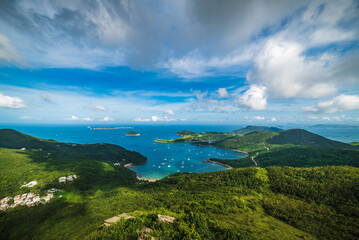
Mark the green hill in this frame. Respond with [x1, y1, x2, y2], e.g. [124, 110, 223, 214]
[1, 165, 358, 240]
[0, 129, 146, 164]
[126, 131, 140, 136]
[215, 146, 359, 169]
[176, 130, 196, 136]
[232, 125, 283, 135]
[267, 129, 357, 149]
[1, 129, 358, 239]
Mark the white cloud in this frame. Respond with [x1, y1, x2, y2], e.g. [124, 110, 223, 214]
[151, 116, 159, 122]
[236, 85, 267, 110]
[65, 115, 93, 121]
[271, 117, 277, 122]
[85, 105, 108, 111]
[134, 117, 151, 122]
[101, 116, 114, 121]
[217, 88, 230, 98]
[248, 38, 337, 99]
[254, 116, 265, 120]
[311, 27, 356, 44]
[164, 110, 175, 116]
[19, 116, 41, 120]
[322, 116, 341, 121]
[134, 115, 176, 122]
[0, 33, 25, 65]
[0, 92, 26, 108]
[303, 94, 359, 113]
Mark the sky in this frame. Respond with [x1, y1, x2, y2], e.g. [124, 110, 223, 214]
[0, 0, 359, 125]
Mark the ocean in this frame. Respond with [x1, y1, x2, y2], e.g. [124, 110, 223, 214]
[1, 124, 358, 179]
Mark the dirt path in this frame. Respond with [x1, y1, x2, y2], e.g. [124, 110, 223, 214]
[251, 156, 258, 166]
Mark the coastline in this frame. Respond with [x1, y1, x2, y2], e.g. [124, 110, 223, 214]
[124, 159, 158, 182]
[191, 142, 249, 155]
[123, 158, 148, 167]
[202, 159, 233, 169]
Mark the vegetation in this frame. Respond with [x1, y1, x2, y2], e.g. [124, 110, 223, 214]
[176, 130, 196, 136]
[156, 132, 236, 143]
[232, 125, 283, 135]
[216, 146, 359, 169]
[1, 129, 359, 239]
[0, 129, 146, 165]
[126, 131, 140, 136]
[267, 129, 357, 149]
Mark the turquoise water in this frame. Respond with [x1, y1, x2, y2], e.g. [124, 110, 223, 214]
[0, 125, 247, 179]
[1, 124, 358, 179]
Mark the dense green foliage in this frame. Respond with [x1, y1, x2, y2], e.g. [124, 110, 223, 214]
[1, 129, 359, 239]
[267, 129, 357, 149]
[126, 131, 140, 136]
[232, 125, 283, 135]
[0, 129, 146, 165]
[254, 146, 359, 167]
[215, 145, 359, 169]
[156, 132, 236, 143]
[176, 130, 196, 136]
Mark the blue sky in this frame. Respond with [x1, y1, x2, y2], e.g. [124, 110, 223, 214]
[0, 0, 359, 125]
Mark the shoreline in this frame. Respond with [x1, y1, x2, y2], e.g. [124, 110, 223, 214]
[155, 139, 250, 156]
[123, 158, 148, 168]
[190, 142, 249, 156]
[202, 159, 233, 169]
[124, 159, 158, 182]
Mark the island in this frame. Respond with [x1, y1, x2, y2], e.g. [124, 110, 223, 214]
[126, 130, 140, 136]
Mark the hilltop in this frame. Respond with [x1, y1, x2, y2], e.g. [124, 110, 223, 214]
[176, 130, 196, 136]
[126, 131, 140, 136]
[232, 125, 283, 135]
[267, 129, 357, 149]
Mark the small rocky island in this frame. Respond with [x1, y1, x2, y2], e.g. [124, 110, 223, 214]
[126, 131, 140, 136]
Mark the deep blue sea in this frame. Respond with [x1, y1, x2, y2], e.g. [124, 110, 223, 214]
[1, 124, 359, 179]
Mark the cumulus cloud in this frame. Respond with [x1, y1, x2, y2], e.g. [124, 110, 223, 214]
[0, 92, 26, 108]
[254, 116, 265, 120]
[135, 115, 176, 122]
[163, 110, 175, 116]
[303, 94, 359, 113]
[217, 88, 230, 98]
[65, 115, 93, 121]
[236, 85, 267, 110]
[271, 118, 277, 122]
[248, 38, 337, 99]
[134, 117, 151, 122]
[101, 116, 113, 121]
[85, 105, 107, 111]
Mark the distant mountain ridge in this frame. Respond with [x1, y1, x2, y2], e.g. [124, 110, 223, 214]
[232, 125, 283, 135]
[267, 129, 357, 150]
